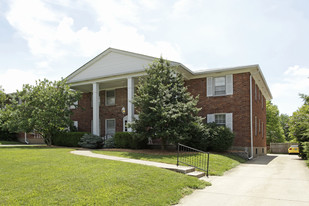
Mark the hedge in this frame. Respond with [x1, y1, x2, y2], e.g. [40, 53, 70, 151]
[114, 132, 148, 149]
[52, 132, 88, 147]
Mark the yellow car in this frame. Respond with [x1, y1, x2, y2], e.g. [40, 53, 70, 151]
[288, 145, 299, 154]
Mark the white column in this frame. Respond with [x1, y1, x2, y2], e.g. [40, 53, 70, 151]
[127, 77, 134, 132]
[92, 82, 100, 136]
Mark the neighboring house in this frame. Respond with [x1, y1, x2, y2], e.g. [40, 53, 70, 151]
[67, 48, 272, 157]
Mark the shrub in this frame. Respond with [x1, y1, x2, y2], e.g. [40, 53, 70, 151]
[104, 137, 115, 148]
[0, 128, 17, 141]
[302, 142, 309, 160]
[114, 132, 148, 149]
[52, 132, 87, 147]
[206, 123, 235, 152]
[130, 133, 148, 149]
[78, 134, 103, 149]
[181, 123, 234, 152]
[114, 132, 132, 148]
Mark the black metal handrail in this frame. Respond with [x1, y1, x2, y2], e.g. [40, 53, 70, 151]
[177, 143, 210, 177]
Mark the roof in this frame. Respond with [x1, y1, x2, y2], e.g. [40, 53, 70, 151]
[66, 47, 272, 100]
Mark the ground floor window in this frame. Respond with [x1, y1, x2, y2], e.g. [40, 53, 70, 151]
[207, 113, 233, 131]
[106, 119, 116, 137]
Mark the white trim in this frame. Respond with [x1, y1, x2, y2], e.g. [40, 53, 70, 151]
[226, 74, 233, 95]
[207, 114, 215, 123]
[92, 83, 100, 136]
[226, 113, 233, 131]
[127, 77, 134, 132]
[207, 77, 213, 97]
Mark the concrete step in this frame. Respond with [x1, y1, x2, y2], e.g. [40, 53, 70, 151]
[167, 166, 195, 174]
[186, 171, 206, 178]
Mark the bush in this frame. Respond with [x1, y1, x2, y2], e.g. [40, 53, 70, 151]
[302, 142, 309, 160]
[104, 137, 115, 148]
[114, 132, 148, 149]
[130, 133, 148, 149]
[52, 132, 87, 147]
[78, 134, 103, 149]
[114, 132, 132, 148]
[181, 123, 234, 152]
[0, 128, 17, 141]
[206, 123, 235, 152]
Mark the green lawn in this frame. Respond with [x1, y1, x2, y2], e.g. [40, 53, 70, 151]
[93, 150, 246, 176]
[0, 140, 22, 145]
[0, 147, 208, 205]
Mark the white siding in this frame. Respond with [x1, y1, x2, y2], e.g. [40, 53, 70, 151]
[226, 74, 233, 95]
[70, 52, 153, 82]
[207, 77, 213, 97]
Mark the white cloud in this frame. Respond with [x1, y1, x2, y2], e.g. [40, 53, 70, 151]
[271, 65, 309, 115]
[5, 0, 182, 68]
[0, 69, 44, 93]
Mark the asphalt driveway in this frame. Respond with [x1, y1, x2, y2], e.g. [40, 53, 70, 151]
[178, 154, 309, 206]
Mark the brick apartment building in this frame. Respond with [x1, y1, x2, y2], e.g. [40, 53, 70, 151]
[67, 48, 272, 157]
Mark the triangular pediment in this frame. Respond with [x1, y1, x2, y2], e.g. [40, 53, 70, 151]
[67, 48, 157, 83]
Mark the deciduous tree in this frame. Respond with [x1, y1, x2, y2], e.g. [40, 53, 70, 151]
[2, 79, 80, 146]
[266, 101, 285, 144]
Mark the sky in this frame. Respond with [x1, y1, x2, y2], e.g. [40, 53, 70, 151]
[0, 0, 308, 116]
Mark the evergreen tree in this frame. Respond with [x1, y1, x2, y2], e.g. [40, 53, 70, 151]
[131, 58, 203, 149]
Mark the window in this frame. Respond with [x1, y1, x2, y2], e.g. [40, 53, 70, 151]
[207, 75, 233, 97]
[105, 119, 115, 137]
[106, 90, 115, 106]
[214, 77, 226, 95]
[262, 96, 264, 108]
[73, 121, 78, 130]
[262, 122, 264, 138]
[259, 119, 261, 133]
[207, 113, 233, 131]
[215, 114, 226, 126]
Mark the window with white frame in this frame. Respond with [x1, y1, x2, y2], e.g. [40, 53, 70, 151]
[105, 119, 115, 137]
[259, 119, 261, 133]
[106, 90, 115, 106]
[207, 75, 233, 97]
[215, 114, 226, 126]
[207, 113, 233, 131]
[214, 77, 226, 95]
[73, 121, 78, 130]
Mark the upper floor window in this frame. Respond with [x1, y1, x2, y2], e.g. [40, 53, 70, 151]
[106, 90, 115, 106]
[207, 74, 233, 97]
[214, 77, 226, 95]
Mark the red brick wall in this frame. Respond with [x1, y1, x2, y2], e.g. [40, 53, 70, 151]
[251, 78, 267, 147]
[71, 88, 128, 136]
[185, 73, 252, 148]
[71, 92, 92, 133]
[71, 73, 267, 149]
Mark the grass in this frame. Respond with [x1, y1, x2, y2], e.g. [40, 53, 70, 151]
[0, 147, 208, 205]
[0, 140, 22, 145]
[93, 150, 246, 176]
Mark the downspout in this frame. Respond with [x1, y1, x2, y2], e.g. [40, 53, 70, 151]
[24, 132, 29, 144]
[249, 75, 253, 159]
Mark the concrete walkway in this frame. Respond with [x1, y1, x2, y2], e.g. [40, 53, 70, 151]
[71, 150, 199, 175]
[178, 154, 309, 206]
